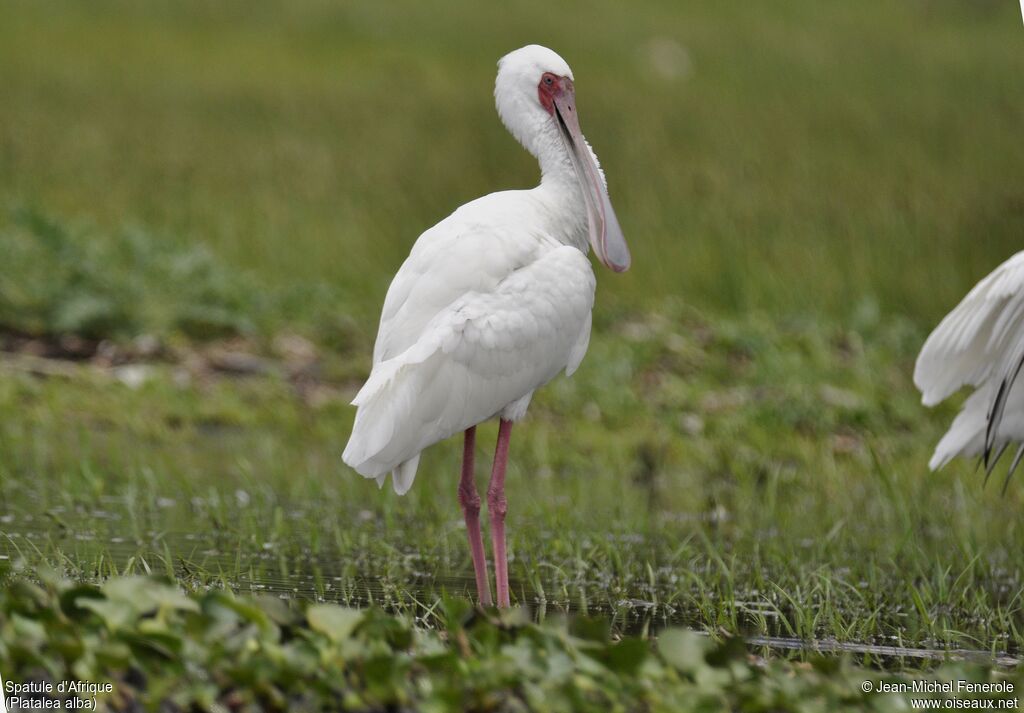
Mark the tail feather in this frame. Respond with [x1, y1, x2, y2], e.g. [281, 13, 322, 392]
[342, 342, 440, 474]
[362, 456, 420, 495]
[391, 455, 421, 495]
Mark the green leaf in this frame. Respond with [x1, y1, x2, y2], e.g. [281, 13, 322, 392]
[601, 637, 648, 676]
[59, 585, 105, 620]
[657, 628, 709, 674]
[78, 598, 135, 630]
[307, 604, 363, 642]
[103, 576, 199, 614]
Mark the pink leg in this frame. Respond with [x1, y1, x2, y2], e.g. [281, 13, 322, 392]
[458, 426, 492, 606]
[487, 419, 513, 608]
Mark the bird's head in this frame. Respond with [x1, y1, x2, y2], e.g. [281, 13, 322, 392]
[495, 45, 630, 273]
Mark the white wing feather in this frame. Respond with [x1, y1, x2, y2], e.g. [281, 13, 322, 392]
[915, 252, 1024, 469]
[373, 220, 537, 365]
[343, 242, 595, 493]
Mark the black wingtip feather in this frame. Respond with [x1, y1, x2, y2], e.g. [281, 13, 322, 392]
[983, 349, 1024, 476]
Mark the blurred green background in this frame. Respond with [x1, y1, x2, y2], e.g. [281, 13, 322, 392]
[1, 0, 1023, 659]
[2, 0, 1021, 327]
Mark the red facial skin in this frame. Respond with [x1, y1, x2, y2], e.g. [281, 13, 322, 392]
[538, 72, 573, 115]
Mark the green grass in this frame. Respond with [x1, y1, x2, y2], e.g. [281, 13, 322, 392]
[1, 259, 1021, 661]
[0, 0, 1023, 689]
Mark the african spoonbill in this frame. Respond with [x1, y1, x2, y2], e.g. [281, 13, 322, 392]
[342, 45, 630, 607]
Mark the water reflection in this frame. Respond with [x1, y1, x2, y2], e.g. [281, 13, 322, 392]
[0, 507, 1018, 668]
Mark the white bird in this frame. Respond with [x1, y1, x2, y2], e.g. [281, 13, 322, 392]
[914, 252, 1024, 485]
[342, 45, 631, 607]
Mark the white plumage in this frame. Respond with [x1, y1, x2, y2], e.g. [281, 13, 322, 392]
[914, 252, 1024, 472]
[343, 45, 629, 497]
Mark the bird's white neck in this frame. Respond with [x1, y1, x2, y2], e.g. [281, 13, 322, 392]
[532, 137, 593, 254]
[496, 94, 600, 255]
[527, 171, 588, 254]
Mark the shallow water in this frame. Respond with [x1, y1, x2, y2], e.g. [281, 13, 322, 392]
[1, 506, 1019, 670]
[742, 635, 1020, 668]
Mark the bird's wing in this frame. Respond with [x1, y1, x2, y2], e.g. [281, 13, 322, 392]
[914, 252, 1024, 472]
[914, 251, 1024, 407]
[343, 244, 596, 488]
[372, 208, 542, 365]
[928, 378, 1024, 482]
[928, 382, 995, 470]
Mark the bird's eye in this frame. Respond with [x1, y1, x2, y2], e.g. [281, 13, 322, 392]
[544, 75, 554, 86]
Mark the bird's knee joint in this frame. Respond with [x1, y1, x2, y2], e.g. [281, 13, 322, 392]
[459, 486, 481, 513]
[487, 491, 507, 518]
